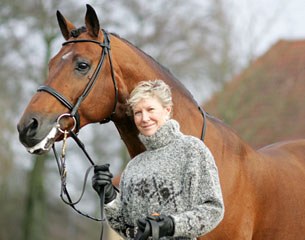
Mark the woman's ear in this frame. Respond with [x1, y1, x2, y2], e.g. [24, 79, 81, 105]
[165, 106, 172, 119]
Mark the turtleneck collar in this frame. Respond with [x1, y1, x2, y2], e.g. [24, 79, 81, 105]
[138, 119, 182, 150]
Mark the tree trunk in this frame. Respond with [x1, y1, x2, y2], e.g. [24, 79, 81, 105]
[22, 155, 47, 240]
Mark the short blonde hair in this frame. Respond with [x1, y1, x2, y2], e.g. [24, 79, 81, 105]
[127, 80, 173, 116]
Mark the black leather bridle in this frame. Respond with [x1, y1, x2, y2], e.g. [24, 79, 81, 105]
[37, 29, 118, 133]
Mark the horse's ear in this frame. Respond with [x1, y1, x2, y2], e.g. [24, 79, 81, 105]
[85, 4, 100, 38]
[56, 10, 76, 40]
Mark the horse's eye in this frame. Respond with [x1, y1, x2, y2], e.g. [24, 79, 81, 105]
[76, 62, 90, 73]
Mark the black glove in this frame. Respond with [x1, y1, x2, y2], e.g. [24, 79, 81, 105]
[136, 214, 175, 240]
[92, 164, 117, 204]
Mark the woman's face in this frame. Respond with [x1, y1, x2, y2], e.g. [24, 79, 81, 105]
[133, 97, 171, 136]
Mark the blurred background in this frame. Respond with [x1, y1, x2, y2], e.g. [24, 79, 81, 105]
[1, 0, 304, 239]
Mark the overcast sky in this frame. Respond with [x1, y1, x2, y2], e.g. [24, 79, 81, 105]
[231, 0, 305, 57]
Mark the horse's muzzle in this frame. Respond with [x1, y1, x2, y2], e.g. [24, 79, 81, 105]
[17, 113, 58, 153]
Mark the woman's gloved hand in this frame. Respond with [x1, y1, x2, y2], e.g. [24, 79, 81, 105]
[92, 164, 117, 204]
[136, 214, 175, 240]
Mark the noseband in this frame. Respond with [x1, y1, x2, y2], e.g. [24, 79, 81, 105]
[37, 29, 118, 132]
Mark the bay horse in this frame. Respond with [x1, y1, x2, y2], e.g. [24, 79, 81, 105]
[17, 4, 305, 240]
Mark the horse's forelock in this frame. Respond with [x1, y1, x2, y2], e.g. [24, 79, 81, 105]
[70, 26, 87, 38]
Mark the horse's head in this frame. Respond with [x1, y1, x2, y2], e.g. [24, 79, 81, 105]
[17, 5, 120, 154]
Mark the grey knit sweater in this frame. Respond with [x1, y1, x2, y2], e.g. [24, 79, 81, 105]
[105, 119, 224, 240]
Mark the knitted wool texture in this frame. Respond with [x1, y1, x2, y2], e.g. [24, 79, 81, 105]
[105, 119, 224, 240]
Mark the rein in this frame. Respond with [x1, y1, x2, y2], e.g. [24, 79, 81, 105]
[52, 129, 102, 221]
[52, 127, 107, 239]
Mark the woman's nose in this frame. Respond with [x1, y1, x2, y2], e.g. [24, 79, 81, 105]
[141, 111, 150, 122]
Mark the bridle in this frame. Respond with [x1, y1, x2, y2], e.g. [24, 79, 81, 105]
[37, 29, 118, 132]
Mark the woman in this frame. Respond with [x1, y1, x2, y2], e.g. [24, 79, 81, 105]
[92, 80, 224, 240]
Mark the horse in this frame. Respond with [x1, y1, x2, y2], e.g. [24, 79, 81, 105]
[17, 4, 305, 240]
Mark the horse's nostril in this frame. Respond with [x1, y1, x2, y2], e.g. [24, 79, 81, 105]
[30, 118, 38, 130]
[19, 117, 39, 138]
[18, 116, 42, 147]
[26, 118, 39, 136]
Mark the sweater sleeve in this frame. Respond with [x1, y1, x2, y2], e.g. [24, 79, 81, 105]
[104, 172, 132, 239]
[171, 139, 224, 238]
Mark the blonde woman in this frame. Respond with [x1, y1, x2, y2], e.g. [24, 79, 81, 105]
[92, 80, 224, 240]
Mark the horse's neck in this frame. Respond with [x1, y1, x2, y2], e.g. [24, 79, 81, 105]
[113, 36, 205, 136]
[111, 35, 255, 162]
